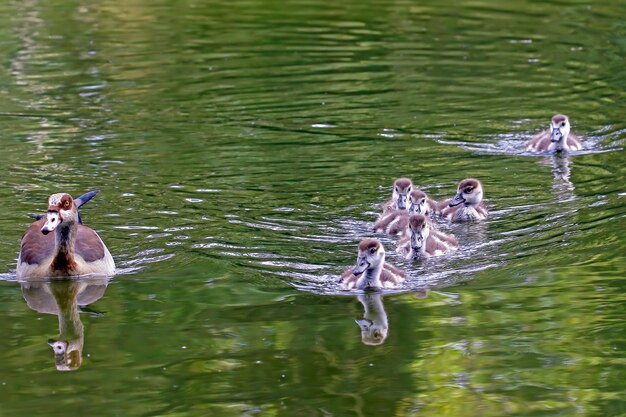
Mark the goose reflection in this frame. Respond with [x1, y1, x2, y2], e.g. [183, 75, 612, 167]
[354, 294, 389, 346]
[19, 277, 109, 371]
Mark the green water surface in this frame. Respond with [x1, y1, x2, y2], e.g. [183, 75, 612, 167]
[0, 0, 625, 416]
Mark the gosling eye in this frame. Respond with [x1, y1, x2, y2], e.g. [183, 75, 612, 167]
[464, 187, 473, 194]
[561, 122, 565, 127]
[370, 248, 376, 254]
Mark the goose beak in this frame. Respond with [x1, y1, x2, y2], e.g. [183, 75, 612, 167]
[550, 127, 562, 143]
[448, 192, 465, 207]
[352, 257, 370, 276]
[41, 210, 61, 235]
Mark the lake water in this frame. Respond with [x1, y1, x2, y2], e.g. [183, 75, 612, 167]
[0, 0, 625, 416]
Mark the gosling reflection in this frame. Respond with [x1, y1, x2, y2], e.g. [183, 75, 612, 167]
[20, 278, 109, 371]
[354, 294, 388, 346]
[545, 155, 574, 196]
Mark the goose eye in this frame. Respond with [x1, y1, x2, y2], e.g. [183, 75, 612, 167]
[465, 187, 472, 193]
[561, 122, 565, 127]
[370, 248, 376, 254]
[63, 200, 71, 208]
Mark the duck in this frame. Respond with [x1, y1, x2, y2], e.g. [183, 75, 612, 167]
[397, 214, 458, 258]
[16, 192, 115, 279]
[441, 178, 488, 222]
[340, 238, 406, 290]
[526, 114, 582, 153]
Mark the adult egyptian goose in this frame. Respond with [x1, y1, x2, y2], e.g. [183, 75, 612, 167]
[397, 214, 458, 259]
[526, 114, 582, 153]
[340, 238, 406, 290]
[441, 178, 488, 222]
[16, 192, 115, 279]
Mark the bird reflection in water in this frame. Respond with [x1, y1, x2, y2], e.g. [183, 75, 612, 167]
[19, 277, 109, 371]
[543, 154, 575, 196]
[354, 294, 389, 346]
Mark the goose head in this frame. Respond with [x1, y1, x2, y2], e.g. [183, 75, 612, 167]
[549, 114, 571, 149]
[352, 238, 385, 276]
[391, 178, 412, 210]
[448, 178, 484, 208]
[41, 193, 78, 235]
[408, 189, 428, 214]
[408, 214, 430, 251]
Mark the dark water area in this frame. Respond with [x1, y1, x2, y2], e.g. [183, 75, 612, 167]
[0, 0, 625, 416]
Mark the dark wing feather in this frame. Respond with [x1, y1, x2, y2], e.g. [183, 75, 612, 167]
[19, 218, 55, 265]
[75, 225, 106, 262]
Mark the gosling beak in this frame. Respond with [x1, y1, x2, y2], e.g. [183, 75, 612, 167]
[41, 210, 61, 235]
[409, 202, 423, 214]
[355, 318, 373, 331]
[352, 257, 370, 276]
[410, 232, 423, 251]
[550, 127, 562, 143]
[396, 194, 407, 210]
[448, 192, 465, 207]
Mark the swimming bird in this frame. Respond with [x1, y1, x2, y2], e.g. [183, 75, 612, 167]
[526, 114, 582, 153]
[340, 239, 406, 290]
[397, 214, 458, 258]
[441, 178, 488, 222]
[382, 178, 413, 212]
[408, 189, 440, 216]
[374, 178, 415, 236]
[16, 192, 115, 279]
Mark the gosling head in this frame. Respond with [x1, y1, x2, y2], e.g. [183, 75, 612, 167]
[549, 114, 571, 148]
[352, 239, 385, 276]
[448, 178, 484, 208]
[391, 178, 413, 210]
[41, 193, 78, 235]
[408, 189, 428, 214]
[408, 214, 429, 251]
